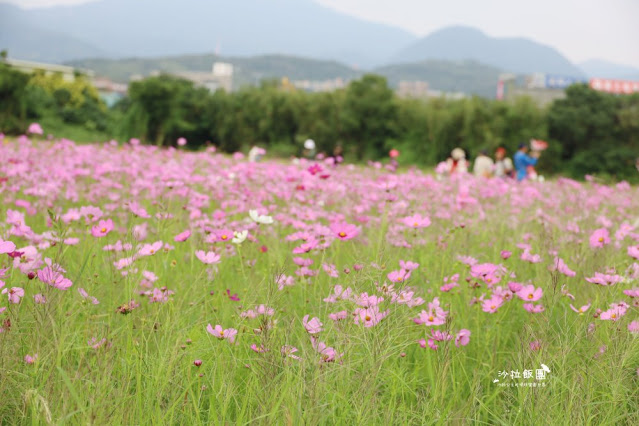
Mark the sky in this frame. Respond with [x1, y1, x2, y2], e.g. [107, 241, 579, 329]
[5, 0, 639, 68]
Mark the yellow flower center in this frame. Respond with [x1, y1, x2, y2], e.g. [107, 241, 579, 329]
[219, 330, 224, 337]
[413, 222, 418, 227]
[221, 235, 227, 240]
[490, 305, 496, 309]
[528, 294, 533, 299]
[428, 316, 434, 322]
[101, 227, 107, 233]
[365, 315, 371, 321]
[598, 237, 604, 242]
[338, 232, 346, 238]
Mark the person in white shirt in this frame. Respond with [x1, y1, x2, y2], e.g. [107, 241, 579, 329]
[446, 148, 469, 175]
[473, 150, 494, 178]
[494, 147, 514, 178]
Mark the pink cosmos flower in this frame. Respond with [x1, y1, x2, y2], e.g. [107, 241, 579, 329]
[523, 303, 545, 313]
[276, 274, 295, 291]
[623, 288, 639, 298]
[2, 287, 24, 303]
[128, 201, 151, 218]
[455, 329, 471, 347]
[569, 303, 591, 314]
[323, 285, 352, 303]
[329, 310, 348, 321]
[91, 219, 114, 238]
[628, 245, 639, 260]
[387, 269, 411, 283]
[310, 336, 342, 363]
[529, 341, 542, 351]
[354, 306, 389, 327]
[24, 354, 38, 364]
[281, 345, 301, 360]
[206, 324, 238, 343]
[628, 321, 639, 333]
[177, 137, 187, 146]
[402, 214, 431, 229]
[481, 295, 504, 313]
[516, 285, 543, 302]
[330, 222, 359, 241]
[250, 344, 269, 353]
[551, 257, 576, 277]
[500, 250, 512, 260]
[37, 266, 73, 290]
[78, 287, 99, 304]
[414, 299, 447, 325]
[589, 228, 610, 248]
[585, 272, 623, 286]
[399, 260, 419, 271]
[303, 315, 323, 334]
[28, 122, 43, 134]
[599, 305, 626, 321]
[174, 230, 191, 242]
[195, 250, 221, 265]
[520, 250, 542, 263]
[33, 293, 47, 304]
[0, 239, 16, 254]
[355, 292, 384, 307]
[148, 287, 174, 303]
[138, 241, 163, 256]
[457, 255, 478, 266]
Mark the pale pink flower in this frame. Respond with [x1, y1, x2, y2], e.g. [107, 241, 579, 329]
[354, 306, 389, 327]
[24, 354, 38, 364]
[552, 257, 576, 277]
[138, 241, 163, 256]
[303, 315, 323, 334]
[2, 287, 24, 303]
[455, 329, 471, 347]
[569, 303, 591, 314]
[195, 250, 221, 265]
[329, 310, 348, 321]
[481, 295, 504, 313]
[206, 324, 238, 343]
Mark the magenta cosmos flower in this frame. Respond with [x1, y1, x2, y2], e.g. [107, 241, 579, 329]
[516, 285, 543, 302]
[206, 324, 238, 343]
[330, 222, 359, 241]
[91, 219, 114, 238]
[174, 230, 191, 242]
[589, 228, 610, 248]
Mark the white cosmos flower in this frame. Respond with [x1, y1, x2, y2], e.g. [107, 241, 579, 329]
[249, 210, 273, 225]
[232, 230, 248, 244]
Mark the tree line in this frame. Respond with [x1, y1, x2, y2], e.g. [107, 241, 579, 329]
[1, 62, 638, 180]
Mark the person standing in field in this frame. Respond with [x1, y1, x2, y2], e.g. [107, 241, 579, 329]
[446, 148, 469, 175]
[473, 150, 494, 178]
[494, 147, 514, 178]
[513, 142, 540, 181]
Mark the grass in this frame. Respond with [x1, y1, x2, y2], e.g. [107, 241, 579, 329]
[0, 136, 638, 425]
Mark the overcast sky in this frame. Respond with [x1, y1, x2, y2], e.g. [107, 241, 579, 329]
[5, 0, 639, 68]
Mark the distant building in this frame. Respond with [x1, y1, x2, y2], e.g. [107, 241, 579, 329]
[174, 62, 234, 92]
[292, 77, 347, 92]
[397, 81, 429, 98]
[2, 57, 94, 82]
[396, 80, 466, 100]
[498, 73, 567, 107]
[93, 77, 128, 107]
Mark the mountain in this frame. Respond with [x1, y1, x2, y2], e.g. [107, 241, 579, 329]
[0, 3, 107, 62]
[392, 26, 584, 77]
[578, 59, 639, 80]
[67, 54, 363, 87]
[375, 60, 503, 98]
[4, 0, 415, 67]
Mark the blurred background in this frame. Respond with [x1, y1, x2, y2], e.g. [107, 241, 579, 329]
[1, 0, 638, 179]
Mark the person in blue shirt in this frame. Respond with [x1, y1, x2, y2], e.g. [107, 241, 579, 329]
[513, 142, 540, 181]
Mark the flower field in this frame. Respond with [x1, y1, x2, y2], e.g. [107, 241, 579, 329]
[1, 136, 639, 424]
